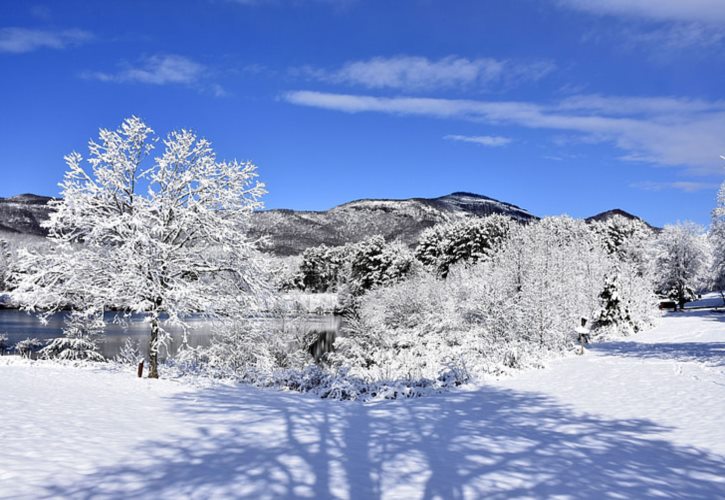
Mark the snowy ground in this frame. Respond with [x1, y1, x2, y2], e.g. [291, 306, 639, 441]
[1, 311, 724, 499]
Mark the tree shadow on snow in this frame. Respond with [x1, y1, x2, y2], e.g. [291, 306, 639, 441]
[591, 341, 725, 367]
[41, 381, 725, 499]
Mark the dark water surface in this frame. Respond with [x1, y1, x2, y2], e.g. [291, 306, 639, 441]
[0, 310, 341, 360]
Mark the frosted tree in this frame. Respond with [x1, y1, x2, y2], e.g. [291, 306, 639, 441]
[346, 236, 415, 293]
[10, 116, 267, 378]
[655, 222, 710, 309]
[415, 214, 513, 277]
[0, 238, 9, 291]
[596, 275, 631, 329]
[40, 309, 106, 362]
[589, 215, 654, 276]
[710, 179, 725, 301]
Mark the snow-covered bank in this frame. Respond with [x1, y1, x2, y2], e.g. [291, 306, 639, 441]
[1, 311, 724, 499]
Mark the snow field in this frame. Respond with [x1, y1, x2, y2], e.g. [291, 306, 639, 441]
[1, 311, 723, 499]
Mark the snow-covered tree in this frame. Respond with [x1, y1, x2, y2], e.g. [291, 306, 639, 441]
[0, 238, 9, 291]
[40, 309, 105, 362]
[415, 214, 513, 277]
[294, 236, 415, 294]
[346, 236, 415, 293]
[296, 244, 347, 292]
[589, 215, 654, 276]
[10, 117, 267, 378]
[655, 222, 711, 309]
[709, 180, 725, 300]
[595, 274, 631, 328]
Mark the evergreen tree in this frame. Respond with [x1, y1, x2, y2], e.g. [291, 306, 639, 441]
[40, 309, 106, 362]
[596, 275, 632, 329]
[415, 215, 513, 277]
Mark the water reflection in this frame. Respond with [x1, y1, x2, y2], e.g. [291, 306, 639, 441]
[0, 310, 341, 360]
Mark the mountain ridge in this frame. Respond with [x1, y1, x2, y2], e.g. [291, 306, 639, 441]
[0, 192, 654, 255]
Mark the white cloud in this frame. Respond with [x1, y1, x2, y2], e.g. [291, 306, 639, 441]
[631, 181, 720, 192]
[629, 23, 725, 49]
[444, 134, 512, 147]
[558, 0, 725, 25]
[284, 90, 725, 174]
[86, 54, 205, 85]
[0, 27, 91, 53]
[299, 55, 554, 91]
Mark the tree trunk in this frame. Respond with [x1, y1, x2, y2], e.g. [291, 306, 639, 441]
[148, 314, 160, 379]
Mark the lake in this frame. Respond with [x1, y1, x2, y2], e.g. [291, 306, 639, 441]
[0, 309, 342, 360]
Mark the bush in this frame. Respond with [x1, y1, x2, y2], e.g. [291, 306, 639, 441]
[15, 337, 45, 358]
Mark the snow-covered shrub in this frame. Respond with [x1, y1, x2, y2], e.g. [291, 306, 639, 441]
[40, 310, 105, 362]
[196, 317, 319, 381]
[115, 337, 142, 365]
[415, 214, 513, 277]
[15, 337, 45, 358]
[655, 222, 711, 308]
[276, 291, 339, 315]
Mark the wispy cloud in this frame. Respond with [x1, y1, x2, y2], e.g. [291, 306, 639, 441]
[444, 134, 512, 147]
[562, 1, 725, 51]
[297, 55, 554, 92]
[85, 54, 205, 85]
[630, 181, 720, 192]
[558, 0, 725, 25]
[0, 27, 92, 53]
[284, 91, 725, 175]
[628, 23, 725, 50]
[83, 54, 226, 95]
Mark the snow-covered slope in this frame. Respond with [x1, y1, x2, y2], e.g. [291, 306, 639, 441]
[1, 311, 723, 498]
[0, 192, 660, 255]
[586, 208, 658, 230]
[0, 194, 55, 235]
[249, 192, 537, 255]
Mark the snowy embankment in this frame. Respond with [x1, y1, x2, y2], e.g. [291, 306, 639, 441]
[1, 311, 724, 499]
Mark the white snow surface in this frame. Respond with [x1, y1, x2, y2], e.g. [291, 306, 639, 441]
[1, 311, 724, 499]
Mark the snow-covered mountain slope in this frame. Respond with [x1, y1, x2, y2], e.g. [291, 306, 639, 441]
[0, 194, 55, 235]
[249, 192, 537, 255]
[586, 208, 658, 230]
[1, 310, 723, 498]
[0, 192, 656, 255]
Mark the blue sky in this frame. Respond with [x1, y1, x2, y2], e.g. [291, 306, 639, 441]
[1, 0, 724, 226]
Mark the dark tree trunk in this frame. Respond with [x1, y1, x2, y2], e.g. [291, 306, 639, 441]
[148, 314, 160, 379]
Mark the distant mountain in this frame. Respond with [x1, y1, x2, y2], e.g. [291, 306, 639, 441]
[1, 192, 657, 255]
[248, 192, 537, 255]
[585, 209, 657, 229]
[0, 194, 55, 236]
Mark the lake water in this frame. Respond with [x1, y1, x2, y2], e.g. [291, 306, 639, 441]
[0, 309, 341, 360]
